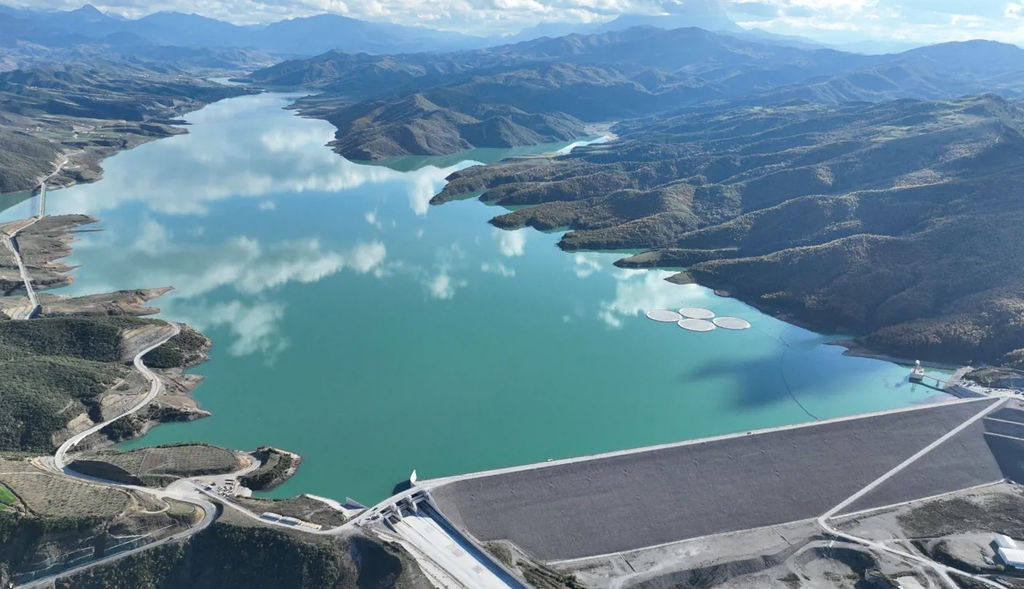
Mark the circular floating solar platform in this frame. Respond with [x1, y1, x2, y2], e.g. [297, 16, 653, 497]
[679, 307, 715, 320]
[646, 309, 682, 323]
[713, 317, 752, 330]
[677, 318, 716, 332]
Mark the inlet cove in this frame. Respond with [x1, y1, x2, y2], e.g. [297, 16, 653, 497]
[2, 93, 945, 505]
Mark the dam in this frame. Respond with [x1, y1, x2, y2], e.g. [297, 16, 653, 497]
[422, 397, 1024, 563]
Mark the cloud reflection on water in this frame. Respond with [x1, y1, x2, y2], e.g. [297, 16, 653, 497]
[46, 94, 471, 218]
[493, 228, 527, 257]
[597, 266, 710, 329]
[70, 232, 388, 356]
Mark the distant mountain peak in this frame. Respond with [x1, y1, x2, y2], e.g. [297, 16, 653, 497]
[72, 4, 104, 16]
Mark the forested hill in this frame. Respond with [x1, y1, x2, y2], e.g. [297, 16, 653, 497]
[432, 95, 1024, 367]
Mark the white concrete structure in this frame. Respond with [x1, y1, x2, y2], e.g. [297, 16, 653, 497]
[678, 318, 716, 332]
[646, 309, 682, 323]
[713, 317, 752, 330]
[997, 547, 1024, 569]
[679, 307, 715, 319]
[910, 360, 927, 382]
[995, 534, 1017, 549]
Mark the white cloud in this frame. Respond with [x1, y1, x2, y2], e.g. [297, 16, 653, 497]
[75, 234, 386, 301]
[347, 241, 388, 273]
[132, 218, 171, 254]
[481, 261, 516, 277]
[404, 164, 472, 216]
[202, 300, 287, 356]
[365, 209, 382, 228]
[598, 270, 709, 328]
[10, 0, 1024, 43]
[493, 228, 527, 257]
[572, 253, 604, 278]
[46, 94, 444, 217]
[426, 270, 466, 299]
[70, 233, 391, 356]
[260, 127, 331, 152]
[258, 200, 276, 211]
[728, 0, 1024, 47]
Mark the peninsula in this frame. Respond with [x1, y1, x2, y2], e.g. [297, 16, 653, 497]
[0, 216, 430, 588]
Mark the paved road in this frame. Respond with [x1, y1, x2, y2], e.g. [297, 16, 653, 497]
[53, 323, 181, 471]
[816, 398, 1009, 589]
[5, 155, 69, 319]
[2, 216, 43, 318]
[16, 485, 218, 589]
[14, 322, 224, 589]
[36, 154, 68, 217]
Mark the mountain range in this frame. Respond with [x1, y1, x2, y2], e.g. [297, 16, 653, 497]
[0, 1, 789, 62]
[246, 27, 1024, 160]
[0, 4, 484, 56]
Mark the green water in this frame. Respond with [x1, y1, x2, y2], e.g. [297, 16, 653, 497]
[2, 93, 946, 504]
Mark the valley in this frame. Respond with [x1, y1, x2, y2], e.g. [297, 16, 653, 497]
[0, 3, 1023, 589]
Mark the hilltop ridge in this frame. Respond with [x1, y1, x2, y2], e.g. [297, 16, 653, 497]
[249, 28, 1024, 160]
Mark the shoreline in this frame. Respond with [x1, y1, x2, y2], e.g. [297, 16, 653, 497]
[832, 339, 963, 371]
[1, 84, 256, 198]
[7, 96, 973, 508]
[664, 270, 974, 372]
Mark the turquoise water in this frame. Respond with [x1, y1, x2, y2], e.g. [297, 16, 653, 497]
[2, 93, 945, 504]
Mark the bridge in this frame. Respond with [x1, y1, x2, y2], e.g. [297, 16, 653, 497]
[1, 156, 62, 320]
[910, 363, 989, 398]
[2, 217, 43, 319]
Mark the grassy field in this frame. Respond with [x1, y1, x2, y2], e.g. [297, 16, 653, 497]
[0, 483, 16, 506]
[0, 459, 129, 518]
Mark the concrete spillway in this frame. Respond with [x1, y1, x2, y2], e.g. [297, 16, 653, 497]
[428, 398, 1018, 562]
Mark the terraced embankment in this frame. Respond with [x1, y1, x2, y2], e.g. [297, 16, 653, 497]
[427, 397, 1024, 562]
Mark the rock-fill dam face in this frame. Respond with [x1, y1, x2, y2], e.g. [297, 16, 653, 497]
[429, 398, 1023, 562]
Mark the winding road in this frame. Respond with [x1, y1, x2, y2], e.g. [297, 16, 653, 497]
[2, 154, 67, 321]
[2, 217, 42, 319]
[15, 323, 223, 589]
[17, 325, 1014, 589]
[53, 323, 181, 471]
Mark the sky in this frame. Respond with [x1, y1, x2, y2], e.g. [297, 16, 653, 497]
[4, 0, 1024, 46]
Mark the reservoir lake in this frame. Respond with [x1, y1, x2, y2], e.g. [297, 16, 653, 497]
[2, 93, 945, 504]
